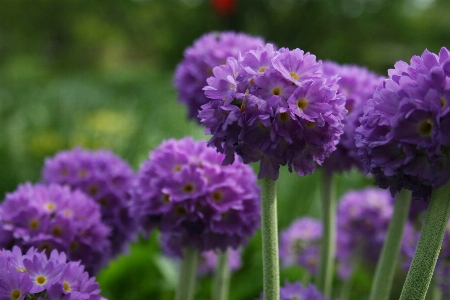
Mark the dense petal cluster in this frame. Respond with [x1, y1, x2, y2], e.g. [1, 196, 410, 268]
[196, 248, 242, 276]
[131, 137, 261, 256]
[0, 183, 110, 275]
[199, 44, 347, 180]
[279, 217, 322, 274]
[42, 147, 137, 258]
[174, 31, 266, 120]
[355, 47, 450, 200]
[257, 281, 329, 300]
[0, 246, 105, 300]
[336, 187, 393, 279]
[321, 62, 385, 174]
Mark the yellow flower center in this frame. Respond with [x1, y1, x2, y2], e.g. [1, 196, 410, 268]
[99, 197, 109, 207]
[63, 209, 73, 217]
[441, 97, 447, 108]
[211, 190, 223, 202]
[39, 243, 52, 253]
[44, 202, 56, 211]
[29, 219, 39, 230]
[11, 289, 21, 300]
[78, 169, 88, 178]
[306, 121, 315, 128]
[418, 119, 433, 136]
[258, 66, 267, 73]
[173, 165, 182, 172]
[70, 241, 79, 252]
[87, 185, 99, 196]
[272, 87, 282, 96]
[52, 226, 62, 237]
[278, 112, 290, 122]
[174, 205, 187, 216]
[35, 275, 47, 285]
[162, 194, 170, 204]
[63, 281, 71, 292]
[297, 98, 308, 110]
[289, 72, 299, 81]
[182, 183, 195, 193]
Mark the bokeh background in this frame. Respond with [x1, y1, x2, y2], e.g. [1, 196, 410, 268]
[0, 0, 448, 299]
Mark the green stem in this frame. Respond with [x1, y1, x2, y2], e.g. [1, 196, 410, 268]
[369, 188, 412, 300]
[425, 271, 442, 300]
[260, 176, 279, 300]
[400, 181, 450, 300]
[317, 172, 336, 298]
[212, 249, 231, 300]
[175, 247, 199, 300]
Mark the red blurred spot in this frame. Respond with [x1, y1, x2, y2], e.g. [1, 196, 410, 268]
[211, 0, 236, 15]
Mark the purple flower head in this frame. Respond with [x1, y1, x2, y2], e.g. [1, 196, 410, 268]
[257, 281, 329, 300]
[130, 137, 261, 256]
[321, 61, 385, 174]
[355, 47, 450, 200]
[41, 147, 137, 258]
[174, 31, 266, 120]
[0, 183, 110, 275]
[336, 187, 393, 279]
[0, 246, 105, 300]
[279, 217, 322, 274]
[199, 44, 347, 180]
[195, 248, 242, 276]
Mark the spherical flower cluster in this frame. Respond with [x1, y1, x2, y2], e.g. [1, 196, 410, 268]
[336, 187, 393, 279]
[0, 246, 105, 300]
[174, 31, 266, 120]
[321, 61, 385, 174]
[196, 248, 242, 276]
[199, 43, 347, 180]
[355, 47, 450, 200]
[257, 281, 329, 300]
[279, 217, 322, 274]
[41, 147, 137, 258]
[0, 183, 110, 275]
[131, 137, 261, 256]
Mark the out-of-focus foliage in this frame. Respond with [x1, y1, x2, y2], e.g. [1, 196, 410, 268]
[0, 0, 449, 74]
[0, 0, 448, 299]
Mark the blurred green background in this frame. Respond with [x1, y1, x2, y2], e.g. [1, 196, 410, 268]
[0, 0, 448, 299]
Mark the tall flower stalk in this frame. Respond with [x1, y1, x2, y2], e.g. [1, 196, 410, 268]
[369, 189, 412, 300]
[318, 62, 384, 297]
[175, 247, 199, 300]
[212, 249, 231, 300]
[261, 177, 279, 300]
[317, 172, 336, 298]
[400, 181, 450, 300]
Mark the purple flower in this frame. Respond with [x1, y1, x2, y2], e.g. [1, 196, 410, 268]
[174, 31, 266, 120]
[130, 137, 261, 256]
[336, 187, 393, 279]
[199, 44, 346, 180]
[0, 183, 110, 275]
[321, 61, 385, 174]
[195, 248, 242, 276]
[41, 147, 137, 258]
[257, 281, 329, 300]
[0, 246, 105, 300]
[355, 47, 450, 200]
[279, 217, 322, 274]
